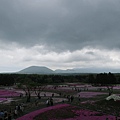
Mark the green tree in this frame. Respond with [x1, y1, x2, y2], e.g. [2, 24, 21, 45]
[88, 74, 95, 84]
[95, 73, 117, 96]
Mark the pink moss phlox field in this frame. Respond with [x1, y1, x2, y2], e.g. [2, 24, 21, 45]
[46, 87, 73, 91]
[77, 92, 107, 98]
[17, 103, 120, 120]
[17, 104, 70, 120]
[0, 98, 7, 102]
[53, 116, 117, 120]
[0, 90, 20, 97]
[81, 100, 95, 104]
[49, 109, 118, 120]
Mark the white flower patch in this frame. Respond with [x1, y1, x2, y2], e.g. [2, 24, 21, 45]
[106, 94, 120, 101]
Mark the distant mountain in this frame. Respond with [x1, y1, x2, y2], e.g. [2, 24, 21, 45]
[18, 66, 54, 74]
[55, 68, 120, 74]
[55, 69, 76, 73]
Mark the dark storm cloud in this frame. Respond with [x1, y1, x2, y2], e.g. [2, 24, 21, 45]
[0, 0, 120, 52]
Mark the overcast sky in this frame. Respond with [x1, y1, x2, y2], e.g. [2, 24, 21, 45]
[0, 0, 120, 72]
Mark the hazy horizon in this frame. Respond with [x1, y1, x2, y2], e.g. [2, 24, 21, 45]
[1, 65, 120, 74]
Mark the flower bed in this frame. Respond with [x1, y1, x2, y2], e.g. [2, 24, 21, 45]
[0, 98, 7, 102]
[63, 110, 116, 120]
[34, 105, 120, 120]
[17, 103, 120, 120]
[76, 92, 107, 98]
[17, 104, 70, 120]
[0, 90, 20, 97]
[106, 94, 120, 101]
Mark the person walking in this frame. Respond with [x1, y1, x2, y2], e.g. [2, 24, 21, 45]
[50, 97, 53, 106]
[46, 98, 50, 107]
[78, 95, 81, 101]
[14, 108, 18, 119]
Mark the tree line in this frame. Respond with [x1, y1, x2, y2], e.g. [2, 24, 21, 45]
[0, 74, 87, 86]
[0, 73, 120, 86]
[88, 72, 119, 85]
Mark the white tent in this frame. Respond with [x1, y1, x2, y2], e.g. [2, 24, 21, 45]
[106, 94, 120, 101]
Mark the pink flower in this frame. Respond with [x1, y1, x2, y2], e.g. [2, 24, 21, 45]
[17, 104, 70, 120]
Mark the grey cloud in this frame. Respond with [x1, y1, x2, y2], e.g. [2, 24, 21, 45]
[0, 0, 120, 52]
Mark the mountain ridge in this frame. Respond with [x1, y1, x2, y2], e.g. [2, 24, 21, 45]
[17, 66, 120, 74]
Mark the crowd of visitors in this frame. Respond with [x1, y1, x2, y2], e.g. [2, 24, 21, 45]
[67, 95, 74, 102]
[0, 103, 24, 120]
[0, 109, 13, 120]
